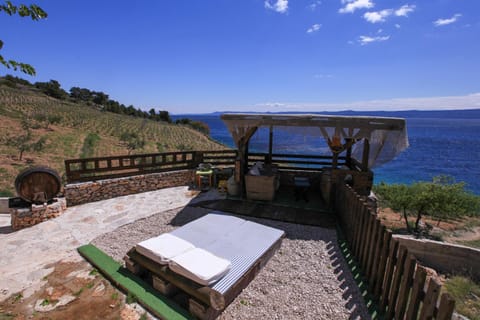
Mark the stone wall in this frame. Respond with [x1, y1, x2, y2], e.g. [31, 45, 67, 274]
[64, 170, 195, 206]
[11, 198, 67, 230]
[394, 235, 480, 281]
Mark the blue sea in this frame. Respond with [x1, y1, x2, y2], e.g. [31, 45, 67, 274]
[174, 110, 480, 194]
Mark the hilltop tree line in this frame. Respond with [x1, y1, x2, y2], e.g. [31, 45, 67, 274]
[1, 75, 209, 135]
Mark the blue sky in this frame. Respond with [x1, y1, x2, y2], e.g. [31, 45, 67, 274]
[1, 0, 480, 113]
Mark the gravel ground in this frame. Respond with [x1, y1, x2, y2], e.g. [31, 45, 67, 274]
[92, 206, 370, 320]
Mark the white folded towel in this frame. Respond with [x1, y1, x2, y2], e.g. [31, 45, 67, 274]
[169, 247, 231, 286]
[136, 233, 195, 265]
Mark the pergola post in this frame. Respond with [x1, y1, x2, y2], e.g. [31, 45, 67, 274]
[267, 125, 273, 164]
[346, 138, 353, 169]
[332, 153, 339, 169]
[236, 127, 258, 197]
[362, 139, 370, 172]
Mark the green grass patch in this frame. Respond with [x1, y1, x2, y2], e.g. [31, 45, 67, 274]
[13, 293, 23, 303]
[89, 268, 99, 276]
[73, 288, 84, 297]
[336, 225, 382, 319]
[0, 189, 14, 197]
[0, 312, 16, 320]
[77, 244, 193, 320]
[80, 133, 101, 159]
[126, 291, 138, 304]
[40, 298, 54, 306]
[457, 239, 480, 249]
[444, 276, 480, 320]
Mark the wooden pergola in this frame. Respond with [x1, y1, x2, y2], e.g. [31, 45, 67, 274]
[221, 113, 408, 196]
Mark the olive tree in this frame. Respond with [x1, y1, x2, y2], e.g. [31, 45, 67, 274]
[3, 130, 46, 160]
[120, 131, 145, 155]
[375, 176, 480, 234]
[0, 1, 47, 75]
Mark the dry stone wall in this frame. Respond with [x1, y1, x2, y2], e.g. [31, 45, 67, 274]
[64, 170, 195, 206]
[11, 198, 67, 230]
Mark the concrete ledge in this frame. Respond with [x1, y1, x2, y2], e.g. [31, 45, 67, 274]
[394, 235, 480, 280]
[64, 170, 195, 206]
[0, 197, 9, 215]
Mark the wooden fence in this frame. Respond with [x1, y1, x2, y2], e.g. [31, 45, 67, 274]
[335, 183, 456, 320]
[65, 150, 237, 183]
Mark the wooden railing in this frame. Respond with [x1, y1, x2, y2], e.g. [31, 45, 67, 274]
[335, 184, 456, 320]
[198, 150, 238, 167]
[248, 152, 347, 171]
[65, 149, 351, 183]
[65, 150, 237, 183]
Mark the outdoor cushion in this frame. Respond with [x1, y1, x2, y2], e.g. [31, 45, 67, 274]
[136, 233, 195, 265]
[168, 247, 231, 286]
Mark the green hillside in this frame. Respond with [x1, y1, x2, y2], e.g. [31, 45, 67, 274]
[0, 83, 226, 196]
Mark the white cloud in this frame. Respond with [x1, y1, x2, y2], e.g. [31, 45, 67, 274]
[307, 23, 322, 33]
[265, 0, 289, 14]
[395, 4, 416, 17]
[433, 13, 462, 27]
[254, 93, 480, 112]
[308, 1, 322, 11]
[339, 0, 374, 14]
[358, 35, 390, 45]
[363, 4, 415, 23]
[364, 9, 392, 23]
[395, 24, 401, 29]
[313, 73, 333, 79]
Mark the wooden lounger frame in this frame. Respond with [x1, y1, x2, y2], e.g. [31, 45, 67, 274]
[125, 235, 283, 319]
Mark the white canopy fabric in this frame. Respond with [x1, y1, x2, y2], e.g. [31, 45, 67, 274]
[221, 113, 408, 168]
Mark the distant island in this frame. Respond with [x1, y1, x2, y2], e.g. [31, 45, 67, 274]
[176, 109, 480, 119]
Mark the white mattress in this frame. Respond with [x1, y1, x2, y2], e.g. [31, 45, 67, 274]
[135, 212, 285, 290]
[136, 233, 195, 265]
[171, 212, 285, 293]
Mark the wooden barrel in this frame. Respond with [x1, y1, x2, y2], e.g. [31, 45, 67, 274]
[15, 167, 62, 204]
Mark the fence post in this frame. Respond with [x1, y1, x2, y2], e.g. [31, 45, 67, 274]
[419, 277, 441, 320]
[386, 245, 408, 320]
[394, 254, 416, 320]
[380, 239, 399, 313]
[369, 224, 385, 293]
[436, 293, 456, 320]
[373, 229, 391, 301]
[405, 265, 428, 320]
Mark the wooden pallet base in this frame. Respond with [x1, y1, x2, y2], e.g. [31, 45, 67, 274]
[188, 299, 221, 320]
[124, 236, 283, 319]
